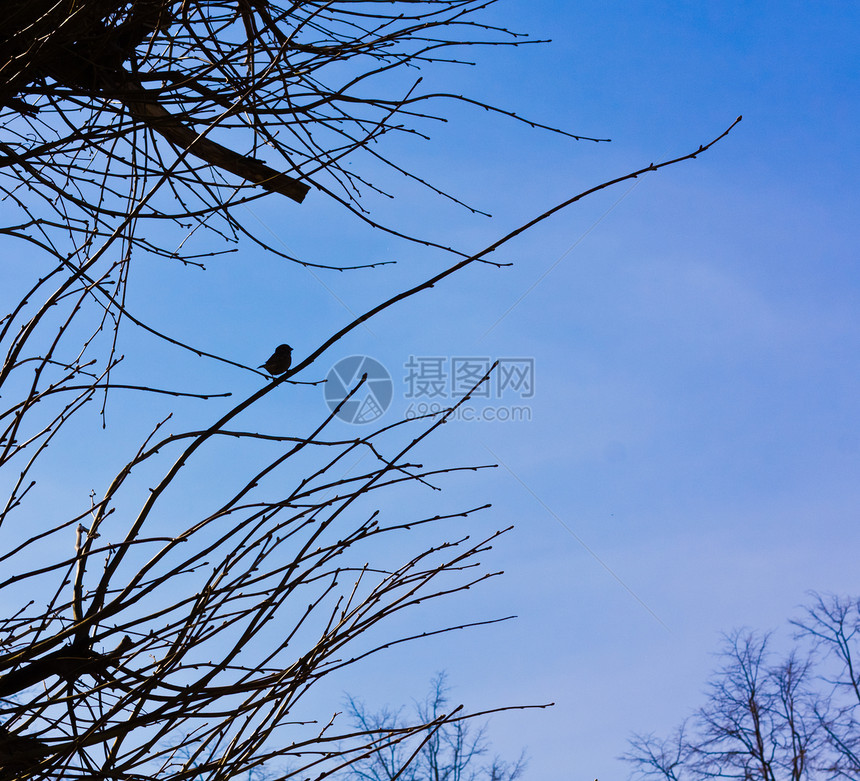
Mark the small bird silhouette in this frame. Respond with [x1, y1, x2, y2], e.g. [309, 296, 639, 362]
[260, 344, 293, 376]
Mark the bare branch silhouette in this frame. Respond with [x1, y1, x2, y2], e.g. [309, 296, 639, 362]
[0, 2, 738, 779]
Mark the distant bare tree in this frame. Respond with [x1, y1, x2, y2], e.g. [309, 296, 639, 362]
[792, 594, 860, 779]
[0, 1, 739, 778]
[339, 672, 527, 781]
[623, 593, 860, 781]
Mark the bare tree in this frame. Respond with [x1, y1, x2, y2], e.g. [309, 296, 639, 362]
[623, 594, 860, 781]
[792, 594, 860, 779]
[338, 672, 526, 781]
[1, 0, 608, 274]
[0, 1, 739, 778]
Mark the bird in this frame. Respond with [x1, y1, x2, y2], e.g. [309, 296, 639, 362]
[259, 344, 293, 376]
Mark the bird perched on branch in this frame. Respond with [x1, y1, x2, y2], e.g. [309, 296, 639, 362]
[260, 344, 293, 376]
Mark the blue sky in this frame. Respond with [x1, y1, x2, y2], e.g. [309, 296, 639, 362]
[129, 3, 859, 778]
[237, 3, 858, 778]
[4, 2, 857, 779]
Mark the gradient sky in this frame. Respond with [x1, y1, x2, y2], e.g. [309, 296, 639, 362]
[6, 2, 858, 779]
[259, 3, 858, 778]
[146, 2, 858, 778]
